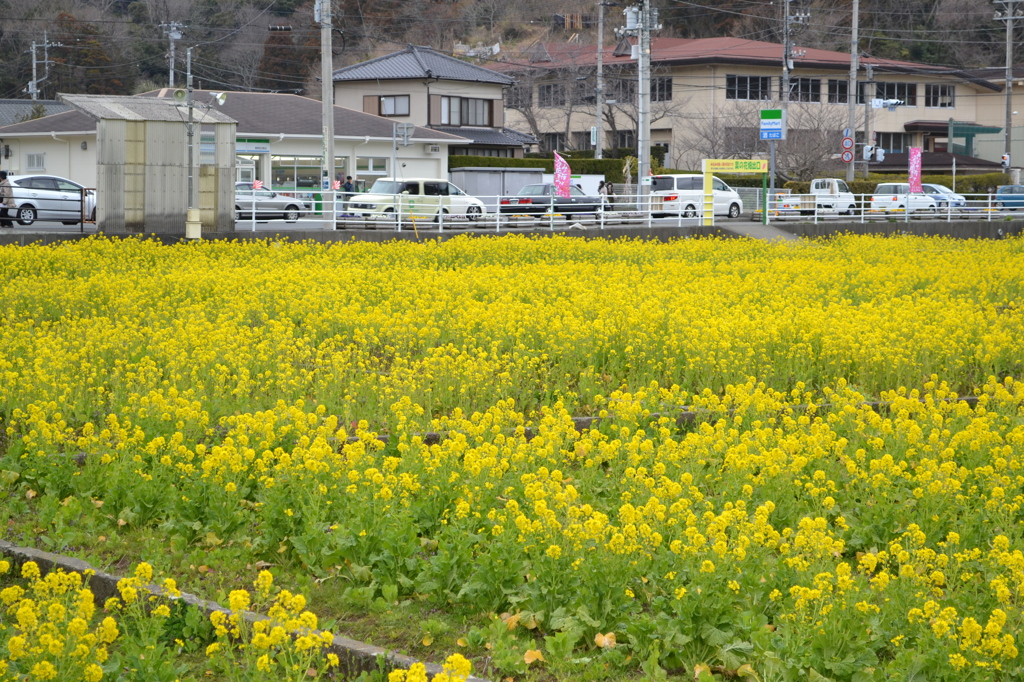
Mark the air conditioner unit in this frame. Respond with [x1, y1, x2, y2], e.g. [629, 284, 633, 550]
[425, 144, 441, 153]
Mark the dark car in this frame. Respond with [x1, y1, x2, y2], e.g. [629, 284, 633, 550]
[499, 183, 604, 215]
[235, 182, 311, 222]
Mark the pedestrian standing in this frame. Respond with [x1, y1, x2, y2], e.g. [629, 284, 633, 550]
[0, 171, 14, 227]
[605, 182, 616, 206]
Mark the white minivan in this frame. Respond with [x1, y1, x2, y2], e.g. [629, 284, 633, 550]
[650, 174, 743, 218]
[870, 183, 938, 213]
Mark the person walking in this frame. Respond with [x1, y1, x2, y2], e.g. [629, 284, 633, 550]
[0, 171, 14, 227]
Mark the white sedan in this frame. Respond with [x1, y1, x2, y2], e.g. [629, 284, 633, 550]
[8, 174, 96, 225]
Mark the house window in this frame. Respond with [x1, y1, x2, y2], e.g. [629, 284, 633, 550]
[925, 84, 955, 108]
[379, 95, 410, 116]
[616, 130, 636, 149]
[827, 79, 848, 104]
[357, 157, 389, 175]
[26, 153, 45, 170]
[538, 83, 566, 108]
[726, 75, 772, 101]
[539, 132, 566, 152]
[652, 76, 672, 102]
[507, 84, 531, 110]
[875, 82, 917, 106]
[441, 96, 491, 126]
[876, 132, 908, 152]
[783, 78, 820, 102]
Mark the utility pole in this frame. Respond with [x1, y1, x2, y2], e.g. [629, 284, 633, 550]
[994, 0, 1021, 165]
[782, 0, 809, 111]
[846, 0, 859, 183]
[186, 48, 196, 213]
[25, 32, 60, 100]
[162, 23, 184, 88]
[594, 1, 611, 160]
[862, 63, 874, 178]
[317, 0, 336, 192]
[637, 0, 652, 187]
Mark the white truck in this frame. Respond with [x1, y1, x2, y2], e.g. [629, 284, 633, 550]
[775, 178, 858, 216]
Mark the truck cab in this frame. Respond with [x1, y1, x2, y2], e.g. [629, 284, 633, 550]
[809, 178, 858, 214]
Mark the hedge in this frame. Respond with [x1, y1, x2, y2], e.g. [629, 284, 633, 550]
[783, 172, 1010, 195]
[448, 156, 627, 183]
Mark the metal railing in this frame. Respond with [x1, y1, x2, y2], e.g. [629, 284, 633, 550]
[229, 188, 1024, 232]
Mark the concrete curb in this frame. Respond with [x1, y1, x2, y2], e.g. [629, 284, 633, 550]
[0, 540, 490, 682]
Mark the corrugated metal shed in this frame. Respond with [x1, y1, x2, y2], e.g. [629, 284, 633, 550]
[60, 94, 235, 124]
[332, 45, 513, 85]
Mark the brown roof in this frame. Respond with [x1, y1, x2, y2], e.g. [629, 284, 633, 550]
[0, 90, 466, 142]
[489, 37, 1000, 91]
[870, 152, 1002, 172]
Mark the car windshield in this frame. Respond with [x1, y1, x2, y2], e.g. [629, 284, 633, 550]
[367, 180, 404, 194]
[930, 185, 955, 194]
[518, 185, 549, 196]
[836, 180, 850, 193]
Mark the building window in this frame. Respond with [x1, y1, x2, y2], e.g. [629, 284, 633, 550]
[539, 132, 566, 152]
[571, 80, 593, 105]
[571, 131, 594, 150]
[616, 130, 636, 149]
[827, 79, 848, 104]
[783, 78, 820, 102]
[451, 147, 516, 157]
[726, 75, 772, 101]
[441, 96, 491, 126]
[925, 84, 955, 108]
[507, 84, 531, 110]
[26, 153, 45, 171]
[652, 76, 672, 102]
[876, 132, 908, 153]
[538, 83, 566, 108]
[874, 82, 917, 106]
[609, 77, 636, 104]
[379, 95, 410, 116]
[270, 156, 322, 189]
[357, 157, 389, 175]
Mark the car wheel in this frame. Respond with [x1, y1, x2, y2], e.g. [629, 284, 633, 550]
[683, 205, 697, 218]
[284, 206, 300, 223]
[16, 206, 37, 226]
[843, 204, 856, 215]
[467, 205, 482, 221]
[728, 203, 741, 219]
[996, 201, 1005, 209]
[434, 208, 450, 224]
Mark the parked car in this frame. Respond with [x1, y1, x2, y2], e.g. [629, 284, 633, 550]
[235, 182, 310, 222]
[921, 183, 967, 208]
[499, 183, 603, 215]
[648, 174, 743, 218]
[869, 183, 938, 213]
[344, 178, 485, 222]
[8, 174, 96, 225]
[994, 185, 1024, 210]
[809, 178, 858, 214]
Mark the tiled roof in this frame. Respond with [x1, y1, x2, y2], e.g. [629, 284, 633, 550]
[870, 152, 1002, 171]
[333, 45, 513, 85]
[0, 99, 73, 127]
[489, 37, 1001, 91]
[431, 126, 537, 146]
[0, 90, 468, 143]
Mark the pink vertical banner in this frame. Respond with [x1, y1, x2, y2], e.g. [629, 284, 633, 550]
[553, 151, 571, 198]
[908, 147, 923, 193]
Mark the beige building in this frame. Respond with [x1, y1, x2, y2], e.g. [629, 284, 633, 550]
[332, 45, 536, 158]
[492, 38, 1002, 174]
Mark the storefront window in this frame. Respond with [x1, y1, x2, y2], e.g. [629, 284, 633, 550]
[270, 156, 322, 190]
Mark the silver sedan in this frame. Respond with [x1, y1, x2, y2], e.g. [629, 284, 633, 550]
[235, 183, 311, 222]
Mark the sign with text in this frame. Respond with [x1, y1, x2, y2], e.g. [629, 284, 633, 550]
[703, 159, 769, 173]
[908, 147, 923, 193]
[760, 109, 786, 140]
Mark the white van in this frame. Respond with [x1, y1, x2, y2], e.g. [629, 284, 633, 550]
[344, 178, 486, 222]
[649, 174, 743, 218]
[870, 183, 938, 213]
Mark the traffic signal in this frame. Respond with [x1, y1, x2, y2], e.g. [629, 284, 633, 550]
[875, 148, 886, 163]
[1002, 154, 1010, 169]
[863, 145, 874, 160]
[268, 25, 292, 31]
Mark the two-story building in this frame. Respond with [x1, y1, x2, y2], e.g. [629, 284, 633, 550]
[491, 37, 1002, 173]
[332, 44, 537, 158]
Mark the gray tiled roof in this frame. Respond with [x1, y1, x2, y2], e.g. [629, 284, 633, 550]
[432, 126, 537, 146]
[0, 99, 73, 127]
[0, 90, 468, 143]
[333, 45, 513, 85]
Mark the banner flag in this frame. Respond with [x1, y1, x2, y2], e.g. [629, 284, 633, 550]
[553, 151, 571, 198]
[908, 147, 923, 193]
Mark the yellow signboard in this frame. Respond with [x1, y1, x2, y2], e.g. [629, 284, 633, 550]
[703, 159, 769, 173]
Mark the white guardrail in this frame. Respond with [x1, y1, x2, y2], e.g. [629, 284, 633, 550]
[235, 188, 1022, 231]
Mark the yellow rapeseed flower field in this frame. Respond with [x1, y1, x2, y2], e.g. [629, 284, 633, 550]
[1, 235, 1023, 681]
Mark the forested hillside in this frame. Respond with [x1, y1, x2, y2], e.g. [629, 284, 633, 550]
[0, 0, 1007, 101]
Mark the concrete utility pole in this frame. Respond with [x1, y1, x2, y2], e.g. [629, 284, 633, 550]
[846, 0, 859, 182]
[862, 63, 874, 178]
[637, 0, 652, 187]
[594, 1, 610, 159]
[317, 0, 336, 190]
[994, 0, 1021, 163]
[25, 32, 60, 100]
[162, 23, 184, 88]
[781, 0, 809, 112]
